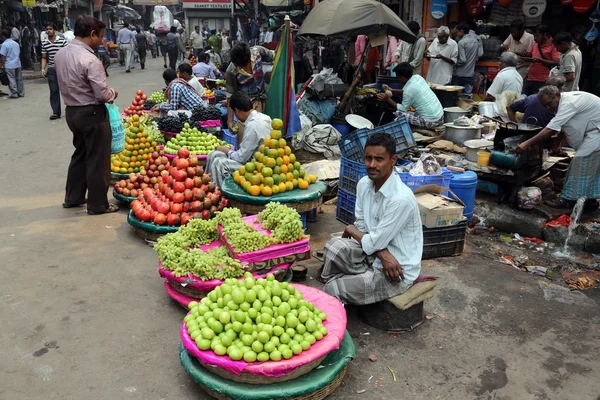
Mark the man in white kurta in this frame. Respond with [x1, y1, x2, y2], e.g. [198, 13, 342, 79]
[426, 26, 458, 86]
[320, 132, 423, 305]
[517, 87, 600, 208]
[484, 52, 523, 101]
[206, 91, 271, 189]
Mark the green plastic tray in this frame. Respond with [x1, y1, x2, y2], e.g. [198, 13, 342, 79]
[113, 189, 136, 204]
[179, 331, 355, 399]
[111, 171, 130, 180]
[127, 209, 180, 234]
[220, 178, 327, 206]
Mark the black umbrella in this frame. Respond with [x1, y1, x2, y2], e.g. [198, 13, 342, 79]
[298, 0, 416, 43]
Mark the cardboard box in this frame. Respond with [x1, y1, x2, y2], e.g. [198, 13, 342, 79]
[414, 185, 465, 228]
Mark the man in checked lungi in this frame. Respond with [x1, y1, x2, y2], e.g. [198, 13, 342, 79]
[318, 132, 423, 305]
[517, 86, 600, 210]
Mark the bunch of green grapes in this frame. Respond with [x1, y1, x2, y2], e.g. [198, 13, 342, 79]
[258, 202, 305, 243]
[179, 219, 219, 247]
[215, 207, 243, 227]
[222, 223, 271, 253]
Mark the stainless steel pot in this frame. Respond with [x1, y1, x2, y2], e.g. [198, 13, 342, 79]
[478, 102, 496, 118]
[443, 107, 470, 123]
[464, 139, 494, 162]
[443, 123, 484, 146]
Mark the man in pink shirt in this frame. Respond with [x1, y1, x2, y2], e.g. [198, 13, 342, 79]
[54, 15, 119, 215]
[524, 24, 560, 95]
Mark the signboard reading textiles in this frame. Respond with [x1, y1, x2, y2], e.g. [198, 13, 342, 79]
[182, 0, 231, 9]
[132, 0, 179, 5]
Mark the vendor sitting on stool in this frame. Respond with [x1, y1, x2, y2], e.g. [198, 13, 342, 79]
[377, 62, 443, 130]
[206, 91, 272, 188]
[319, 132, 423, 305]
[507, 75, 564, 127]
[152, 68, 204, 112]
[481, 52, 523, 102]
[517, 86, 600, 210]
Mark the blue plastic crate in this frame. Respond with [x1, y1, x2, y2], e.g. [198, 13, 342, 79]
[222, 129, 238, 150]
[339, 118, 416, 163]
[400, 169, 452, 193]
[339, 157, 413, 195]
[336, 188, 356, 226]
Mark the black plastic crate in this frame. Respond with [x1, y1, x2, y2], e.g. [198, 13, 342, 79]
[336, 188, 356, 225]
[339, 118, 416, 163]
[422, 220, 467, 260]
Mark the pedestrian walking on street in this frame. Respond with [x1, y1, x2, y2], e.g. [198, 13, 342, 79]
[0, 29, 24, 99]
[117, 22, 135, 73]
[523, 25, 559, 95]
[149, 29, 157, 58]
[158, 32, 168, 68]
[166, 26, 179, 70]
[177, 28, 186, 62]
[190, 25, 204, 59]
[452, 22, 483, 96]
[551, 32, 582, 92]
[54, 15, 119, 215]
[135, 27, 148, 69]
[19, 22, 32, 70]
[41, 23, 67, 119]
[97, 36, 111, 77]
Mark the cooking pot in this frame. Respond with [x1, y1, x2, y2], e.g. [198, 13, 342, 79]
[464, 139, 494, 162]
[443, 123, 484, 146]
[443, 107, 470, 123]
[478, 102, 496, 118]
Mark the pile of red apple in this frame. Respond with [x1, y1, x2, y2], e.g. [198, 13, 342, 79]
[130, 148, 228, 226]
[124, 89, 147, 117]
[114, 152, 170, 197]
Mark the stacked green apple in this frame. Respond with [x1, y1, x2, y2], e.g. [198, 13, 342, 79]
[164, 124, 229, 156]
[185, 273, 328, 362]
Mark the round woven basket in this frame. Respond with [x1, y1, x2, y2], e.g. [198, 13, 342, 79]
[131, 226, 165, 241]
[112, 189, 136, 205]
[206, 354, 327, 384]
[293, 148, 327, 165]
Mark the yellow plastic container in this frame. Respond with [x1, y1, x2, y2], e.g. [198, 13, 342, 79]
[477, 151, 490, 167]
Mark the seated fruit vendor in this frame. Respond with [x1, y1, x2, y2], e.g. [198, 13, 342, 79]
[318, 132, 423, 305]
[206, 91, 272, 188]
[226, 42, 275, 131]
[507, 75, 565, 127]
[517, 86, 600, 209]
[192, 52, 222, 79]
[152, 68, 203, 112]
[377, 62, 444, 129]
[481, 52, 523, 102]
[177, 62, 206, 97]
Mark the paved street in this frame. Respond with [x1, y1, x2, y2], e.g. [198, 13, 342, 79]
[1, 56, 600, 400]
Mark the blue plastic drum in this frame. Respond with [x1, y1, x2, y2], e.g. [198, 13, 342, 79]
[449, 171, 478, 221]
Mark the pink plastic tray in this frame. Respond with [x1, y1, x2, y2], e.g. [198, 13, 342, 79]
[198, 120, 221, 128]
[181, 284, 346, 377]
[164, 152, 207, 161]
[219, 215, 311, 265]
[160, 130, 179, 137]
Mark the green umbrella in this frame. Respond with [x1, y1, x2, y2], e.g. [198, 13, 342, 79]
[298, 0, 416, 43]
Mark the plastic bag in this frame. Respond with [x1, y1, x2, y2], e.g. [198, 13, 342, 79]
[518, 186, 542, 209]
[106, 103, 125, 154]
[409, 153, 442, 176]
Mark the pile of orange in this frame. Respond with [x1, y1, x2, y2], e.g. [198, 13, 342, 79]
[111, 114, 159, 174]
[233, 119, 317, 196]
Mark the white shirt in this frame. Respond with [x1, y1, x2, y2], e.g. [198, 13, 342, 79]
[546, 92, 600, 158]
[229, 110, 272, 163]
[395, 41, 411, 63]
[188, 76, 206, 96]
[426, 38, 458, 85]
[354, 173, 423, 284]
[487, 66, 523, 98]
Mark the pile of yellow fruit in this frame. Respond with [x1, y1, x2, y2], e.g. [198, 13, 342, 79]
[111, 114, 160, 174]
[233, 119, 317, 196]
[204, 88, 215, 98]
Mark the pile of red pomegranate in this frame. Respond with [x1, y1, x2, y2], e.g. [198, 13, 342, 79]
[114, 152, 170, 197]
[124, 90, 147, 117]
[130, 148, 228, 226]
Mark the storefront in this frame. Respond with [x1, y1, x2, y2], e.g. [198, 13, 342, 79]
[182, 0, 231, 33]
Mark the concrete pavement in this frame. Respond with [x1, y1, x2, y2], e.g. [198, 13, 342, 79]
[1, 57, 600, 400]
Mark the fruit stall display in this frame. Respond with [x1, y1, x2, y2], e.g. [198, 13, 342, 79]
[123, 90, 148, 117]
[128, 148, 226, 229]
[163, 124, 229, 158]
[150, 91, 166, 104]
[113, 153, 170, 203]
[158, 114, 188, 137]
[232, 119, 317, 197]
[111, 114, 161, 179]
[179, 278, 349, 388]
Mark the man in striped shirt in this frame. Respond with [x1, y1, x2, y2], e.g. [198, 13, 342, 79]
[41, 23, 67, 120]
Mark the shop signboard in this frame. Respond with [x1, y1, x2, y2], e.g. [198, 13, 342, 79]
[466, 0, 484, 16]
[430, 0, 448, 19]
[522, 0, 546, 17]
[572, 0, 594, 12]
[182, 0, 231, 9]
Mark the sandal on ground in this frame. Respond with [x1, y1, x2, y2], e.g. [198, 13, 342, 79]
[49, 114, 60, 120]
[544, 197, 573, 209]
[87, 204, 119, 215]
[314, 266, 328, 284]
[62, 198, 87, 208]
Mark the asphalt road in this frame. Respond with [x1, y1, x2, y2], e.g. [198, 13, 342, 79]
[1, 56, 600, 400]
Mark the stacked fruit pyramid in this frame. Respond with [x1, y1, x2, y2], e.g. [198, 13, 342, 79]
[130, 148, 228, 226]
[111, 113, 160, 175]
[232, 119, 317, 197]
